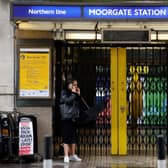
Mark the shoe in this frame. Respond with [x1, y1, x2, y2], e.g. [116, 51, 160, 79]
[69, 154, 82, 162]
[64, 156, 69, 163]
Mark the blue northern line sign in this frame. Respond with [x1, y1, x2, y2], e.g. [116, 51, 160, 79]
[12, 5, 81, 19]
[11, 4, 168, 20]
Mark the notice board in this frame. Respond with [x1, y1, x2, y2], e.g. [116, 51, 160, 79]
[19, 48, 51, 98]
[19, 118, 34, 156]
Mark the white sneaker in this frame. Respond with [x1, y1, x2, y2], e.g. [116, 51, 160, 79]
[64, 156, 69, 163]
[69, 154, 82, 162]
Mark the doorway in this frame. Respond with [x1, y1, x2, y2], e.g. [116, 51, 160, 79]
[53, 42, 168, 156]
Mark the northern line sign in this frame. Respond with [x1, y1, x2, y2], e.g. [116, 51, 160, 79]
[12, 5, 81, 19]
[11, 4, 168, 20]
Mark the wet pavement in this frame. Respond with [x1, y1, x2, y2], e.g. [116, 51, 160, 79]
[0, 155, 167, 168]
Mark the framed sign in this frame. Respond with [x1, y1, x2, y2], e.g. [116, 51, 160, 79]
[11, 3, 168, 21]
[19, 48, 51, 98]
[102, 29, 150, 43]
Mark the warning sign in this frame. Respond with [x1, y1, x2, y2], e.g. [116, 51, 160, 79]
[19, 119, 34, 156]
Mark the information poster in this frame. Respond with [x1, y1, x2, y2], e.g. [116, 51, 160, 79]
[19, 119, 34, 156]
[19, 48, 50, 98]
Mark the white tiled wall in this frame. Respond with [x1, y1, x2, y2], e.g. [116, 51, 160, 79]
[0, 1, 14, 111]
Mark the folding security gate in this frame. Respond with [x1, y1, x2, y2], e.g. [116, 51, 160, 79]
[53, 43, 168, 156]
[127, 45, 168, 155]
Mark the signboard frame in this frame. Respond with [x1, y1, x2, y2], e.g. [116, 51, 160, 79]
[101, 29, 151, 43]
[19, 117, 34, 156]
[18, 47, 51, 99]
[10, 2, 168, 21]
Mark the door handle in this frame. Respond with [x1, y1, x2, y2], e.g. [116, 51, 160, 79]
[120, 106, 125, 112]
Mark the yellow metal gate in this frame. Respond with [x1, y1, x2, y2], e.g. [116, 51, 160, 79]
[111, 48, 127, 155]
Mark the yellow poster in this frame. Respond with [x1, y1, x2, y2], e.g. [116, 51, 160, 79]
[19, 48, 50, 98]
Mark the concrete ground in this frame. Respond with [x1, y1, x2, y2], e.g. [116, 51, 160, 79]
[0, 155, 167, 168]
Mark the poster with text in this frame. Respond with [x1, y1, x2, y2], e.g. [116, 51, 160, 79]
[19, 120, 34, 156]
[19, 48, 50, 98]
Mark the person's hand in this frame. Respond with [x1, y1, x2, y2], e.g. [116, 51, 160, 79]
[72, 86, 77, 93]
[76, 87, 80, 95]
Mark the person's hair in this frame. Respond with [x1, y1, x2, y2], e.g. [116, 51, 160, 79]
[63, 78, 78, 89]
[64, 79, 73, 89]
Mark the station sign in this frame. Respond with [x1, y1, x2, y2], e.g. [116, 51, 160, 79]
[84, 6, 168, 19]
[11, 4, 168, 20]
[12, 5, 81, 19]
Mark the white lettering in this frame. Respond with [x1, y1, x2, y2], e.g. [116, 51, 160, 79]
[96, 9, 102, 15]
[134, 9, 139, 16]
[107, 9, 113, 15]
[142, 9, 148, 16]
[119, 9, 124, 16]
[89, 9, 96, 15]
[127, 9, 132, 16]
[28, 9, 55, 15]
[113, 9, 119, 16]
[89, 8, 167, 17]
[55, 9, 66, 15]
[134, 9, 167, 16]
[89, 8, 133, 16]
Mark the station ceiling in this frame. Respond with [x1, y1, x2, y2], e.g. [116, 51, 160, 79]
[18, 21, 168, 31]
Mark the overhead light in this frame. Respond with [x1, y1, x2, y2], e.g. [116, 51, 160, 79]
[158, 33, 168, 40]
[15, 20, 22, 24]
[151, 31, 168, 40]
[65, 31, 101, 40]
[18, 21, 54, 31]
[65, 30, 168, 41]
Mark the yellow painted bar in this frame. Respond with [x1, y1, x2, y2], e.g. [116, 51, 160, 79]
[110, 48, 118, 155]
[118, 48, 127, 155]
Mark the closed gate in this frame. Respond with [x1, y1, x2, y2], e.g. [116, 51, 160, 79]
[54, 42, 168, 156]
[127, 45, 168, 155]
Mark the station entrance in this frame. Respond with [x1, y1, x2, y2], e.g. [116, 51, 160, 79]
[10, 2, 168, 157]
[53, 42, 168, 156]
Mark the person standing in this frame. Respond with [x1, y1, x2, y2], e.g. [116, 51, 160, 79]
[59, 79, 82, 163]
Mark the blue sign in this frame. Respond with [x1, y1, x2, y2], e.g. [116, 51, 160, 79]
[12, 5, 168, 20]
[13, 5, 81, 19]
[84, 6, 168, 19]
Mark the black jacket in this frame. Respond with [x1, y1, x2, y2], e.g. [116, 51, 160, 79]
[59, 89, 80, 121]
